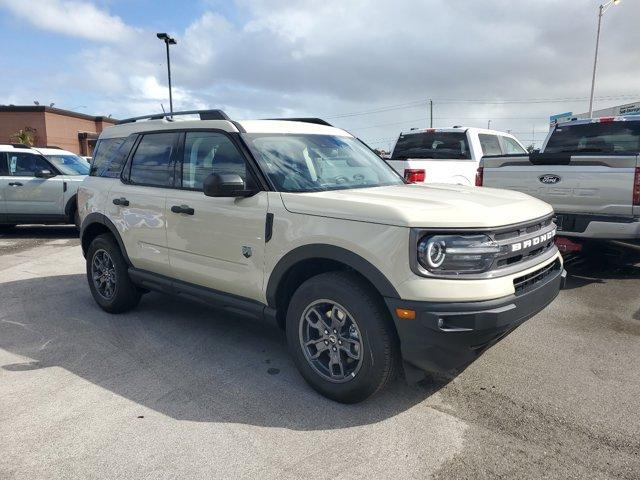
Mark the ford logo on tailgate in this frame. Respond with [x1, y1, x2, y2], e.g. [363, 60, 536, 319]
[539, 174, 561, 184]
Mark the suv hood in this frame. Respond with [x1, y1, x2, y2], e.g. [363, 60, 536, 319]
[280, 184, 553, 228]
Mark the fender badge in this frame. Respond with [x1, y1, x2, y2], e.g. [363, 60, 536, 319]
[242, 246, 252, 258]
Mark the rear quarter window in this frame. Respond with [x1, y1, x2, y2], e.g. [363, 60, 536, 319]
[478, 134, 502, 156]
[90, 136, 136, 178]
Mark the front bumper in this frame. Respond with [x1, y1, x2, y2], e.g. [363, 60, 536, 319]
[385, 260, 565, 378]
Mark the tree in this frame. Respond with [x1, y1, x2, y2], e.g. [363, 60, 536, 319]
[10, 127, 37, 146]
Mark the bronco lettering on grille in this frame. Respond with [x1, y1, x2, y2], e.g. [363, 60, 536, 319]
[510, 229, 556, 252]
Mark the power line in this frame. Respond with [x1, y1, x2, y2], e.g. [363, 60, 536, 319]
[347, 116, 551, 131]
[325, 94, 640, 119]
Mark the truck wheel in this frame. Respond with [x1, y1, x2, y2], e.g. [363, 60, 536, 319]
[286, 271, 398, 403]
[86, 233, 140, 313]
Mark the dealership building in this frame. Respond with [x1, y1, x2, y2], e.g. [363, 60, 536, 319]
[550, 101, 640, 127]
[0, 106, 118, 156]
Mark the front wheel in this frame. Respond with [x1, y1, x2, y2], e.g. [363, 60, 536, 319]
[286, 271, 398, 403]
[86, 233, 141, 313]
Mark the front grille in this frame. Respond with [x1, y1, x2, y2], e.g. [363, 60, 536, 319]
[513, 259, 561, 295]
[491, 215, 557, 271]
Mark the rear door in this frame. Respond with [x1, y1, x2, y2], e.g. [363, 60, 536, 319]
[165, 130, 268, 302]
[108, 132, 178, 276]
[3, 150, 64, 217]
[387, 131, 476, 184]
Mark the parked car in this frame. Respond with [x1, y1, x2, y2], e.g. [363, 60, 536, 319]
[478, 116, 640, 240]
[386, 127, 527, 185]
[78, 110, 564, 403]
[0, 144, 88, 228]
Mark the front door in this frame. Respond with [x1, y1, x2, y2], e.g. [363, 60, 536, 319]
[165, 131, 268, 302]
[2, 151, 64, 218]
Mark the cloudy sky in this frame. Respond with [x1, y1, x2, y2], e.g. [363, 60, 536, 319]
[0, 0, 638, 149]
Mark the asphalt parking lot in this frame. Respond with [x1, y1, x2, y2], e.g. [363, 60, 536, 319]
[1, 226, 639, 479]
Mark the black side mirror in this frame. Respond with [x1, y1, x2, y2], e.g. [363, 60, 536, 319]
[35, 169, 55, 178]
[203, 173, 253, 197]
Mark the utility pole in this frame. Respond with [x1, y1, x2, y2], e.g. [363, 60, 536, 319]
[429, 99, 433, 128]
[588, 0, 621, 117]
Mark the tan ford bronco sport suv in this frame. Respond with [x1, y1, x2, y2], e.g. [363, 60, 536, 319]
[78, 110, 565, 403]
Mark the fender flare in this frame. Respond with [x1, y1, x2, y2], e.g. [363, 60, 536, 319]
[265, 244, 400, 307]
[80, 212, 132, 265]
[64, 194, 77, 217]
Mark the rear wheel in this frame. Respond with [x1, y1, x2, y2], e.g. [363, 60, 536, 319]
[286, 271, 398, 403]
[86, 234, 140, 313]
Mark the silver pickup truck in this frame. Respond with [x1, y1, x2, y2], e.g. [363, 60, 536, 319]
[478, 116, 640, 240]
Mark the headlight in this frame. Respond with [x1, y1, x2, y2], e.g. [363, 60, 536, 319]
[417, 234, 500, 274]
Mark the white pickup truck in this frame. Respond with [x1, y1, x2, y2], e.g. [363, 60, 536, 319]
[386, 127, 527, 185]
[478, 116, 640, 240]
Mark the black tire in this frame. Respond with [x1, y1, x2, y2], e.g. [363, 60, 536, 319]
[86, 233, 141, 313]
[73, 209, 80, 230]
[286, 271, 398, 403]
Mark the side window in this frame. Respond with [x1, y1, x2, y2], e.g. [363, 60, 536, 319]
[501, 136, 527, 154]
[182, 132, 247, 190]
[91, 136, 136, 178]
[479, 134, 502, 156]
[7, 153, 52, 177]
[129, 133, 178, 187]
[0, 153, 8, 175]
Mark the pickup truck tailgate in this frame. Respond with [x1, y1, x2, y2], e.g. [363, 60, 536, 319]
[482, 154, 638, 216]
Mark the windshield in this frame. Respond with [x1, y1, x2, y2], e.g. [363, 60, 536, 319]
[391, 131, 471, 160]
[45, 154, 90, 175]
[545, 122, 640, 154]
[243, 134, 404, 192]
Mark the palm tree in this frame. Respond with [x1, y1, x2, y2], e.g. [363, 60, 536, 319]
[10, 127, 37, 146]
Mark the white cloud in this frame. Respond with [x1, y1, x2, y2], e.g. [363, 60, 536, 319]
[0, 0, 136, 42]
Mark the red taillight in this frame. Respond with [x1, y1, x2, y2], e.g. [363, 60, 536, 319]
[475, 166, 484, 186]
[404, 169, 425, 183]
[599, 116, 615, 123]
[633, 167, 640, 206]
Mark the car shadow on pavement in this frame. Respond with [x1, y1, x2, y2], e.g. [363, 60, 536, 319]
[0, 274, 447, 430]
[562, 240, 640, 290]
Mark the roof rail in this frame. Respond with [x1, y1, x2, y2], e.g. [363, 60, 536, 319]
[268, 117, 333, 127]
[11, 143, 31, 149]
[45, 145, 62, 149]
[117, 109, 231, 125]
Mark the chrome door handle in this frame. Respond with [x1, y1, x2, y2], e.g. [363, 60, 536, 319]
[8, 182, 23, 187]
[112, 197, 129, 206]
[171, 205, 195, 215]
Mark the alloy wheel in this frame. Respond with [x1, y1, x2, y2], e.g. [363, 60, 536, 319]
[298, 299, 364, 383]
[92, 249, 117, 300]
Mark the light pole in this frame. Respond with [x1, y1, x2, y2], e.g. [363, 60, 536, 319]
[156, 32, 177, 117]
[588, 0, 621, 117]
